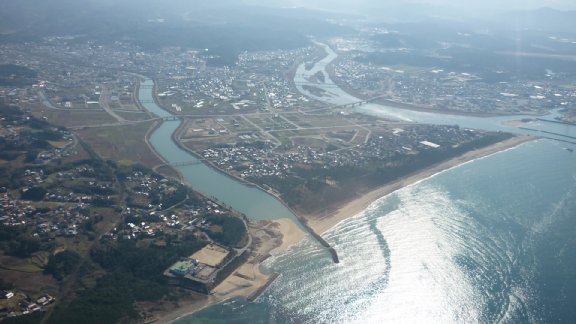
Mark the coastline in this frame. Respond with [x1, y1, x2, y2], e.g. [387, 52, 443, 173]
[304, 134, 537, 235]
[145, 135, 535, 323]
[269, 218, 306, 255]
[150, 218, 304, 324]
[137, 75, 538, 322]
[153, 262, 271, 324]
[152, 135, 535, 322]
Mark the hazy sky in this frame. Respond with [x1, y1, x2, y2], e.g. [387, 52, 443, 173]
[256, 0, 576, 14]
[410, 0, 576, 10]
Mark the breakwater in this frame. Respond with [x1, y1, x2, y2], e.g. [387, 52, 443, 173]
[520, 126, 576, 140]
[537, 118, 576, 126]
[519, 127, 576, 145]
[137, 79, 340, 264]
[247, 272, 280, 302]
[297, 217, 339, 263]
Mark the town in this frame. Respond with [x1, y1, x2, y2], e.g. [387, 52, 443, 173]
[0, 105, 253, 321]
[2, 33, 574, 127]
[0, 20, 570, 323]
[327, 36, 576, 118]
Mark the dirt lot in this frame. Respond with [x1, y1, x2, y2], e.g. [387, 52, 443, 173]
[0, 256, 58, 296]
[191, 244, 229, 267]
[77, 122, 163, 167]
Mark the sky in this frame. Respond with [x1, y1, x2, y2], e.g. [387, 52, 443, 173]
[407, 0, 576, 9]
[249, 0, 576, 16]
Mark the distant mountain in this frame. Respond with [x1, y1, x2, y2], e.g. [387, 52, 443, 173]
[0, 0, 101, 33]
[498, 7, 576, 31]
[0, 0, 221, 34]
[0, 0, 346, 33]
[248, 0, 451, 21]
[0, 0, 351, 66]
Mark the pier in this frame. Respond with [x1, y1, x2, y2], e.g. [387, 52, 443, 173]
[540, 130, 576, 140]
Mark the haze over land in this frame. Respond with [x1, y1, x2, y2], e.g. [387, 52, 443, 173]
[1, 0, 575, 323]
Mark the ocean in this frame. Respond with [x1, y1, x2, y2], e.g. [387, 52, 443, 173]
[174, 41, 576, 323]
[178, 139, 576, 323]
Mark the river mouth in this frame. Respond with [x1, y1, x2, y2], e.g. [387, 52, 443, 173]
[295, 43, 576, 143]
[168, 43, 576, 323]
[139, 43, 575, 226]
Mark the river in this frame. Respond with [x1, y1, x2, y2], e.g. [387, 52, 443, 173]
[138, 81, 300, 224]
[139, 43, 576, 323]
[294, 43, 574, 140]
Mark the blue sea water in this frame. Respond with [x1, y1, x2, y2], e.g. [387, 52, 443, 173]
[179, 139, 576, 323]
[173, 42, 576, 324]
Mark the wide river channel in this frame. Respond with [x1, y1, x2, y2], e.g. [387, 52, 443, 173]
[139, 43, 574, 223]
[138, 81, 300, 224]
[139, 43, 576, 323]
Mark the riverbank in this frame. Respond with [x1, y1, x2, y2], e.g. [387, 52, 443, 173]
[323, 52, 544, 118]
[304, 134, 537, 235]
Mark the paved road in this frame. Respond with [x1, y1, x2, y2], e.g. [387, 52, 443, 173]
[99, 86, 127, 123]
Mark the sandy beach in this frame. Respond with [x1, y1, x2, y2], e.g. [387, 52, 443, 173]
[151, 218, 304, 323]
[305, 135, 536, 235]
[150, 134, 534, 323]
[269, 218, 306, 255]
[150, 261, 267, 323]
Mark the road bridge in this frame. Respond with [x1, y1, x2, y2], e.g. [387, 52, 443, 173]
[294, 81, 341, 89]
[332, 95, 386, 109]
[165, 160, 206, 167]
[160, 116, 180, 121]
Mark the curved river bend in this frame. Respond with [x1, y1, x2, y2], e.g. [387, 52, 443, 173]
[138, 80, 299, 223]
[295, 43, 574, 141]
[139, 44, 576, 323]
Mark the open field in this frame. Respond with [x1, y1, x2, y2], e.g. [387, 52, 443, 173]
[191, 244, 230, 268]
[76, 121, 163, 167]
[115, 111, 153, 122]
[0, 256, 59, 296]
[27, 104, 117, 127]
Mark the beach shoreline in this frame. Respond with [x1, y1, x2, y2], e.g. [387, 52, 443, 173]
[150, 218, 305, 324]
[303, 134, 536, 235]
[269, 218, 306, 256]
[152, 262, 271, 324]
[150, 134, 535, 323]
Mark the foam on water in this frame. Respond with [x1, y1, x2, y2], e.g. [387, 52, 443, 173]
[181, 140, 576, 324]
[356, 185, 482, 323]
